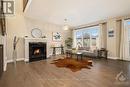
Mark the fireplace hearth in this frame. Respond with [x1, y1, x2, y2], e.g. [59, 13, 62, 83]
[29, 42, 47, 62]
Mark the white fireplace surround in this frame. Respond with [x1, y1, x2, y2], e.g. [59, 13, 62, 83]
[24, 38, 47, 62]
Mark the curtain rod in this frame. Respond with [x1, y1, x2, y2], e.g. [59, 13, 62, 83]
[74, 16, 130, 30]
[75, 24, 99, 30]
[74, 22, 107, 30]
[124, 18, 130, 20]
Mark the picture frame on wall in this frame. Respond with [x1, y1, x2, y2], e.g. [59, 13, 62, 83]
[108, 30, 114, 37]
[52, 32, 61, 41]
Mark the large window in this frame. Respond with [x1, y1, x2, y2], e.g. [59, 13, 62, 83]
[127, 21, 130, 55]
[76, 31, 83, 47]
[75, 26, 100, 51]
[124, 20, 130, 57]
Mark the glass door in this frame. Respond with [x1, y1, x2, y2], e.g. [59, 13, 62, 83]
[128, 22, 130, 56]
[126, 20, 130, 56]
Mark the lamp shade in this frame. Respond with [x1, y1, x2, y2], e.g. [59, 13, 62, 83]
[63, 25, 69, 30]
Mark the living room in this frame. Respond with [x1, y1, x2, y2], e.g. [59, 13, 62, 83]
[0, 0, 130, 87]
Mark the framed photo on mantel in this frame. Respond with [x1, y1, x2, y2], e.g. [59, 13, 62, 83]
[52, 32, 61, 42]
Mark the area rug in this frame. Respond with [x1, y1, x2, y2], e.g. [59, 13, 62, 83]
[51, 58, 93, 72]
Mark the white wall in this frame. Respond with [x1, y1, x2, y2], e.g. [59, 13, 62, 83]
[107, 19, 117, 58]
[73, 18, 123, 60]
[25, 18, 72, 57]
[6, 0, 72, 61]
[6, 15, 72, 61]
[107, 19, 121, 59]
[6, 14, 28, 61]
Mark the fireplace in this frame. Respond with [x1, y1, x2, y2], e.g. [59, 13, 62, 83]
[29, 42, 47, 62]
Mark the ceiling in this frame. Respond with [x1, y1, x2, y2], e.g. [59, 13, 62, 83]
[25, 0, 130, 27]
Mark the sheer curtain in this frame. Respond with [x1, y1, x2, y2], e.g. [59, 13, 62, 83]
[99, 24, 103, 49]
[119, 20, 130, 60]
[72, 30, 76, 48]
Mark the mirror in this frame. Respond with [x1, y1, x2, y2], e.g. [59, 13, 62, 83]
[31, 28, 42, 38]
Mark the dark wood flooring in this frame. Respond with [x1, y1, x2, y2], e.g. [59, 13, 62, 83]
[0, 55, 130, 87]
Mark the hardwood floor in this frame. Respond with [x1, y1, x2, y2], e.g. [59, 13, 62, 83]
[0, 55, 130, 87]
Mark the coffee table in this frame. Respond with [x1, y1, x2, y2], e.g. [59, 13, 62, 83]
[66, 50, 83, 60]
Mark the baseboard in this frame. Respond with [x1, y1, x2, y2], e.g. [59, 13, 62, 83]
[5, 58, 24, 71]
[108, 56, 130, 61]
[4, 62, 7, 71]
[108, 56, 119, 60]
[6, 53, 62, 64]
[4, 57, 7, 71]
[122, 58, 130, 61]
[7, 58, 25, 63]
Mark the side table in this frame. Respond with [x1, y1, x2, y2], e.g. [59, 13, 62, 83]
[97, 49, 108, 59]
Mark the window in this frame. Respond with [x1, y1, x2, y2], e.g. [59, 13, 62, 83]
[127, 21, 130, 55]
[124, 20, 130, 56]
[83, 29, 91, 48]
[76, 31, 83, 47]
[75, 26, 100, 51]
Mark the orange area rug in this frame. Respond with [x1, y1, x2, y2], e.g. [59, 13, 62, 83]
[51, 58, 93, 72]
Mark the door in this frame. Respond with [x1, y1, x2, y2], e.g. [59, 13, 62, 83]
[128, 22, 130, 57]
[124, 20, 130, 60]
[0, 45, 3, 77]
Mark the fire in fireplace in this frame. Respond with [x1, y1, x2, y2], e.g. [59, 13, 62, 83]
[34, 49, 40, 55]
[29, 42, 47, 62]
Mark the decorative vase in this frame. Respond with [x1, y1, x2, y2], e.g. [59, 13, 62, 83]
[13, 49, 17, 67]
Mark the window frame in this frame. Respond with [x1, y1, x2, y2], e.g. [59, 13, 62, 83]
[74, 26, 100, 50]
[127, 21, 130, 56]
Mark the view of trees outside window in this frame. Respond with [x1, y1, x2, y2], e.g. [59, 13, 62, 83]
[75, 26, 100, 51]
[76, 31, 83, 47]
[83, 30, 91, 48]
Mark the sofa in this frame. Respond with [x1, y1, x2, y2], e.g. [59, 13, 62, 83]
[66, 47, 98, 58]
[82, 50, 98, 58]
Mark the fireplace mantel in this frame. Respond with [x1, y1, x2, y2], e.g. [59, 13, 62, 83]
[24, 38, 47, 62]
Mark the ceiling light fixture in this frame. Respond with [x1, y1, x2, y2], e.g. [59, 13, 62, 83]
[63, 19, 69, 30]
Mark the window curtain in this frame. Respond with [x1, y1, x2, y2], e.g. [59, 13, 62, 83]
[99, 23, 107, 49]
[119, 20, 130, 60]
[72, 30, 76, 48]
